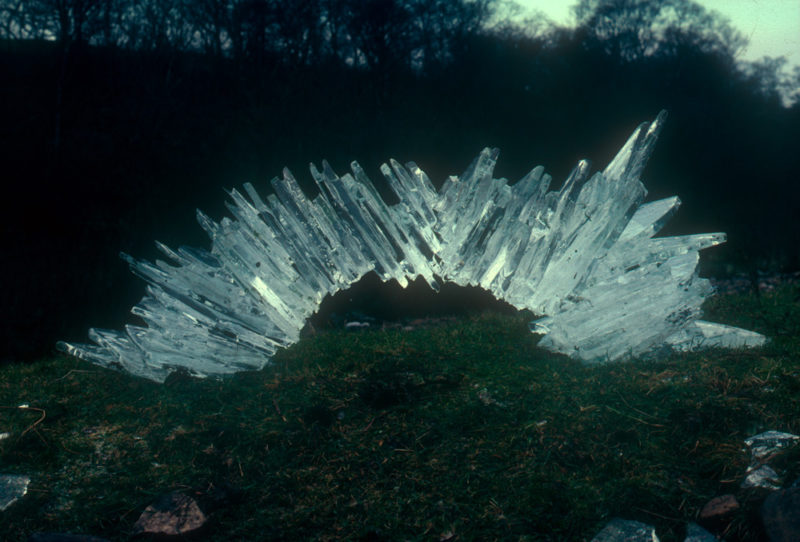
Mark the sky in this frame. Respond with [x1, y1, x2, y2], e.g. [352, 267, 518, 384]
[514, 0, 800, 69]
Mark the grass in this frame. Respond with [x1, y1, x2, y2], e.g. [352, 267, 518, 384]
[1, 285, 799, 541]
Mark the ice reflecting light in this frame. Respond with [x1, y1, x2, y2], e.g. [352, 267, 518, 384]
[58, 112, 765, 382]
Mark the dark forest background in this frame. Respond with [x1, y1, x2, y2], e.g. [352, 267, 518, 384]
[1, 0, 798, 363]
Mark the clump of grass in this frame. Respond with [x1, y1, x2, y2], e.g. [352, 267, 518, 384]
[1, 286, 798, 541]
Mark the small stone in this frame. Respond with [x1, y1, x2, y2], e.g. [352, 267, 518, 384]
[742, 465, 782, 490]
[132, 491, 207, 538]
[761, 488, 800, 542]
[699, 494, 739, 519]
[591, 518, 659, 541]
[684, 522, 716, 542]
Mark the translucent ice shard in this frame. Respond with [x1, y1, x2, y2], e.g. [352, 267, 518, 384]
[58, 111, 766, 381]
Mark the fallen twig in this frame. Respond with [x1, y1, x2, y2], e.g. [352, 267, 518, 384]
[272, 398, 287, 422]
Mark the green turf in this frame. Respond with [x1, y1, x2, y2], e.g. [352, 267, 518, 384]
[1, 284, 798, 541]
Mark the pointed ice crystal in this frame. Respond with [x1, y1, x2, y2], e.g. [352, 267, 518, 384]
[58, 111, 766, 382]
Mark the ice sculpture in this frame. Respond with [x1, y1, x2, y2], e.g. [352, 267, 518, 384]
[58, 112, 765, 382]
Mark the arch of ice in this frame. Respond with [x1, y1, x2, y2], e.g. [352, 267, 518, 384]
[58, 112, 765, 382]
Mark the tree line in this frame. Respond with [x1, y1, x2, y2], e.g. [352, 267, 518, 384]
[1, 0, 797, 98]
[0, 0, 493, 74]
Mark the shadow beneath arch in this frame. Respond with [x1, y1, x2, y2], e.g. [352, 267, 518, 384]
[304, 271, 523, 334]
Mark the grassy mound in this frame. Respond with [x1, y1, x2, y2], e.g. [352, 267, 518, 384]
[1, 285, 798, 540]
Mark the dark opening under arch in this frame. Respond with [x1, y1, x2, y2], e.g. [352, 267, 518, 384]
[305, 272, 524, 334]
